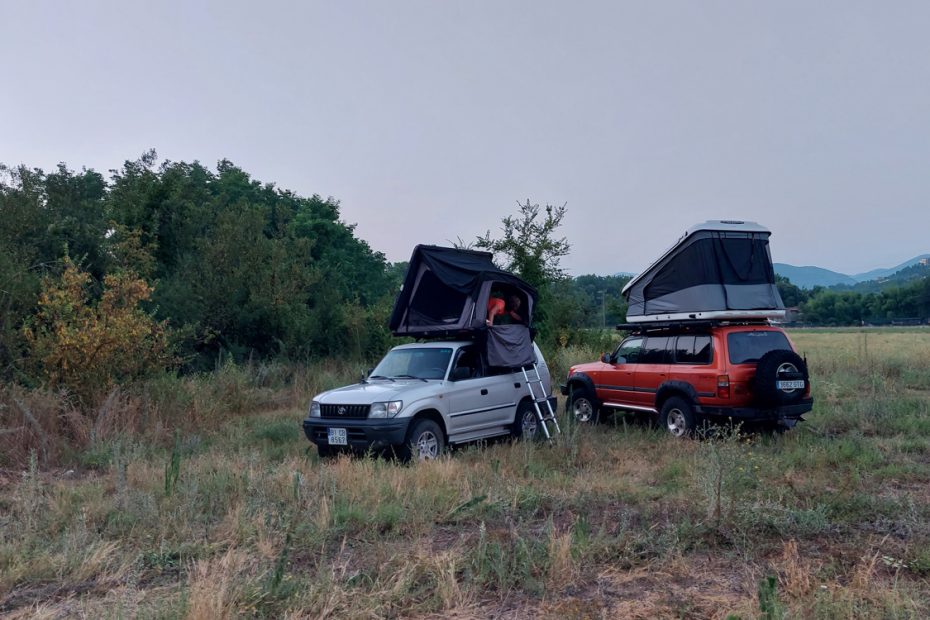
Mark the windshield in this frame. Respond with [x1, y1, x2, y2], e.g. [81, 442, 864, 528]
[370, 347, 454, 380]
[727, 331, 791, 364]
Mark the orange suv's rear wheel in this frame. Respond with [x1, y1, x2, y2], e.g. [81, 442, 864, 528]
[660, 397, 696, 438]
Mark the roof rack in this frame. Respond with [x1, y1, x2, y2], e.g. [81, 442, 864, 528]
[615, 318, 771, 333]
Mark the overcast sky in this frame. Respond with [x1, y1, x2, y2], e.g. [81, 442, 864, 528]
[2, 1, 929, 275]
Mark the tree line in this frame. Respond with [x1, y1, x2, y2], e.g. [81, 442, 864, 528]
[776, 275, 930, 325]
[1, 153, 398, 393]
[3, 153, 927, 405]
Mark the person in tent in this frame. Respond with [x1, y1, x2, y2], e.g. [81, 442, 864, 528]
[487, 291, 524, 326]
[501, 294, 525, 324]
[486, 290, 506, 326]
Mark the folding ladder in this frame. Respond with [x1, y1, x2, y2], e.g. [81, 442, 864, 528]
[520, 364, 561, 439]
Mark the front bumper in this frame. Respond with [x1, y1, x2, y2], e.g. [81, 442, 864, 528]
[302, 417, 410, 451]
[696, 398, 814, 425]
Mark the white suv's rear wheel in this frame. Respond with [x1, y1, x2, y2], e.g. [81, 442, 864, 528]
[511, 401, 540, 440]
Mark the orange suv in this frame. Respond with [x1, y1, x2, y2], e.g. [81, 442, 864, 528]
[561, 322, 812, 436]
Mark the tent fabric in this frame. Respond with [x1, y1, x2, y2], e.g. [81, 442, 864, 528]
[389, 245, 537, 339]
[623, 224, 784, 322]
[485, 325, 535, 368]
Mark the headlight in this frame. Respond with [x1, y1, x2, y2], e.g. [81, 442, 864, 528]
[309, 401, 321, 418]
[369, 400, 403, 418]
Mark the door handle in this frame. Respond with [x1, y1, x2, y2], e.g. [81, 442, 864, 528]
[480, 389, 489, 395]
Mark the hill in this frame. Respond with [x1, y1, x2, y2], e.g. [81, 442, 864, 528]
[775, 254, 929, 288]
[851, 254, 930, 282]
[773, 263, 856, 288]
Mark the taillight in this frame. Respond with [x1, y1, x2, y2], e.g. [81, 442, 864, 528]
[717, 375, 730, 399]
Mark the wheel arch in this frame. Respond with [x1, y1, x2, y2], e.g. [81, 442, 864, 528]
[566, 372, 598, 401]
[655, 381, 698, 411]
[409, 408, 447, 438]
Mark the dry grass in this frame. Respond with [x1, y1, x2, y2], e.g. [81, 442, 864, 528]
[1, 328, 929, 618]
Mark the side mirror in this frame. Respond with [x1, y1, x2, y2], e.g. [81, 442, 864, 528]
[600, 353, 612, 364]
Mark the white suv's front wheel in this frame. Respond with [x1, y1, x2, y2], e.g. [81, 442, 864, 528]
[403, 419, 445, 462]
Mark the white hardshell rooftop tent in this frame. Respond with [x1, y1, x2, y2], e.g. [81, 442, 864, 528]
[622, 220, 785, 323]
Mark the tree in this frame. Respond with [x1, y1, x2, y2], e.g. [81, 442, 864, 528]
[475, 200, 574, 346]
[475, 200, 570, 291]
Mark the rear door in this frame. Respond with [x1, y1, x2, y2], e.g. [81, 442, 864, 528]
[633, 336, 672, 407]
[668, 334, 716, 399]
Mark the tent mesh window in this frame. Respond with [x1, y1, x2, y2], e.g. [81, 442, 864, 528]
[644, 235, 774, 300]
[406, 270, 468, 326]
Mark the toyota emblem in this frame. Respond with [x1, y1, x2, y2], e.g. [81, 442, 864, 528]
[337, 406, 347, 416]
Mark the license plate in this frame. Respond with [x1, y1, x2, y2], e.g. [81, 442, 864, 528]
[777, 380, 805, 390]
[327, 428, 347, 445]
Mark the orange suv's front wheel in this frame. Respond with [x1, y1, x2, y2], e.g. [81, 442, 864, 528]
[567, 389, 599, 423]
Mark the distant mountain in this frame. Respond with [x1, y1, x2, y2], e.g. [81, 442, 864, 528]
[775, 254, 930, 289]
[851, 254, 930, 282]
[774, 264, 856, 288]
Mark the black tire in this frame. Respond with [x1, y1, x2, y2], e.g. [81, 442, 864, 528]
[659, 396, 696, 438]
[753, 349, 809, 407]
[566, 386, 599, 424]
[398, 418, 445, 462]
[511, 400, 540, 440]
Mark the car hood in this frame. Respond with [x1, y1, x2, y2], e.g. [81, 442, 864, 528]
[569, 362, 606, 376]
[315, 380, 441, 405]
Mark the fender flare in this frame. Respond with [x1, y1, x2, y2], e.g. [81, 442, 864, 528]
[655, 381, 699, 409]
[565, 372, 598, 401]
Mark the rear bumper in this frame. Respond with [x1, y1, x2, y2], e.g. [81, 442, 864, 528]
[302, 417, 410, 451]
[696, 398, 813, 424]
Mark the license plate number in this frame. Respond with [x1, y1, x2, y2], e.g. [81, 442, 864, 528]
[327, 428, 347, 445]
[777, 380, 805, 390]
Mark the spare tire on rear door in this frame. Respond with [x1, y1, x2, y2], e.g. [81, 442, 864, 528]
[753, 349, 808, 407]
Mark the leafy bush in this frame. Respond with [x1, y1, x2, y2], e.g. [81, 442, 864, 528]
[21, 258, 174, 406]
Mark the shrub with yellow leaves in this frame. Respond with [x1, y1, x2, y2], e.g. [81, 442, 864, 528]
[22, 257, 174, 406]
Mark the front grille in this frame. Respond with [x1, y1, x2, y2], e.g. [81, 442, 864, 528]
[321, 404, 370, 419]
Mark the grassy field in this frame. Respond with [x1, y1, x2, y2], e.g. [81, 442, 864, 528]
[2, 329, 930, 618]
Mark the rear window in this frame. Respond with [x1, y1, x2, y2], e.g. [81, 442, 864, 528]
[727, 331, 791, 365]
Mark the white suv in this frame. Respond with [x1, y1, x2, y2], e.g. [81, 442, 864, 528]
[303, 340, 555, 460]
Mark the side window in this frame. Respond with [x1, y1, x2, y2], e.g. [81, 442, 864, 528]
[693, 335, 712, 364]
[450, 346, 484, 380]
[674, 334, 713, 364]
[641, 336, 671, 364]
[614, 337, 643, 364]
[675, 335, 695, 362]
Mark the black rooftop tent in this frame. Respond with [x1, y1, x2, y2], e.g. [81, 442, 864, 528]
[389, 245, 538, 367]
[622, 220, 785, 323]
